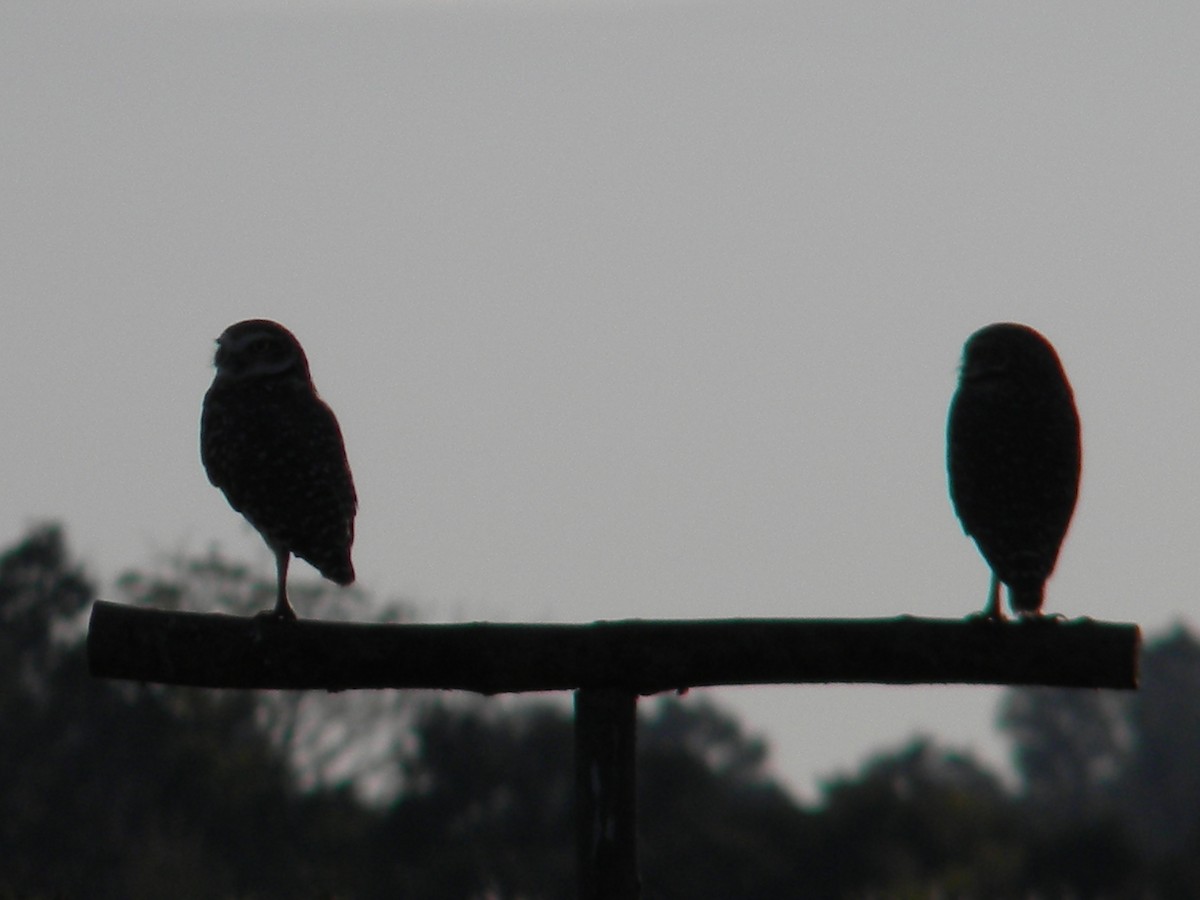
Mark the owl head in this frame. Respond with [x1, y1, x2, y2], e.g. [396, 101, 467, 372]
[212, 319, 313, 386]
[959, 322, 1070, 394]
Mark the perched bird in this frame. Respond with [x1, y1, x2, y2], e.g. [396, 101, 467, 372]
[947, 323, 1081, 619]
[200, 319, 357, 619]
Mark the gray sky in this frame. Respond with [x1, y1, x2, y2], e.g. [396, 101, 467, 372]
[2, 0, 1197, 800]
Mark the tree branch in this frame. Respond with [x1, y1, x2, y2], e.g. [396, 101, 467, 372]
[87, 601, 1138, 693]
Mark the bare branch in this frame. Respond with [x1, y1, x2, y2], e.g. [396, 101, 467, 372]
[87, 601, 1138, 694]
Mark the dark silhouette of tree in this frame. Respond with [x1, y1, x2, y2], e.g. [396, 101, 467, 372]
[115, 550, 425, 804]
[807, 738, 1026, 898]
[1120, 627, 1200, 861]
[374, 699, 576, 898]
[8, 528, 823, 898]
[0, 527, 382, 900]
[7, 522, 1199, 898]
[998, 684, 1129, 824]
[373, 694, 817, 899]
[637, 697, 814, 899]
[998, 626, 1200, 895]
[997, 688, 1137, 898]
[0, 524, 91, 702]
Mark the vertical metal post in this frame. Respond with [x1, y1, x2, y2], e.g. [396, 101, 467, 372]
[574, 688, 640, 900]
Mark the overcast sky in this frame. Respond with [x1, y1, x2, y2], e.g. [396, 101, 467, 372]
[3, 0, 1198, 800]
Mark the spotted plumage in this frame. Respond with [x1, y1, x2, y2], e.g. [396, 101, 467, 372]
[201, 319, 357, 619]
[947, 323, 1081, 619]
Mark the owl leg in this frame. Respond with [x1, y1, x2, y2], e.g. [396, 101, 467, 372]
[982, 572, 1004, 621]
[273, 548, 298, 620]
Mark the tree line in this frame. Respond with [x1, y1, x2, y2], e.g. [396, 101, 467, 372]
[0, 524, 1195, 899]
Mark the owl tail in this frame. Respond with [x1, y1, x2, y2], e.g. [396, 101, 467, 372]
[1008, 582, 1046, 617]
[316, 553, 355, 586]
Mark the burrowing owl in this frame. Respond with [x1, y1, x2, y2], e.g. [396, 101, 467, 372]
[201, 319, 357, 619]
[947, 323, 1081, 619]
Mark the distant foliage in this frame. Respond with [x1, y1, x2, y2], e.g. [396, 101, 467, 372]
[115, 550, 424, 804]
[1, 524, 1199, 897]
[999, 626, 1200, 894]
[0, 528, 379, 900]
